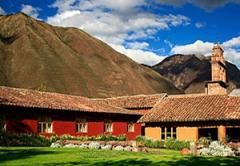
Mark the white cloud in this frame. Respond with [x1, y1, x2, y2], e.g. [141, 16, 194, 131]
[0, 7, 6, 15]
[21, 4, 40, 18]
[111, 44, 165, 66]
[155, 0, 240, 11]
[47, 10, 189, 46]
[47, 0, 190, 65]
[224, 48, 240, 65]
[195, 22, 204, 28]
[78, 0, 146, 12]
[222, 36, 240, 48]
[171, 37, 240, 67]
[164, 40, 173, 48]
[126, 42, 149, 50]
[50, 0, 78, 12]
[171, 40, 213, 55]
[51, 0, 146, 13]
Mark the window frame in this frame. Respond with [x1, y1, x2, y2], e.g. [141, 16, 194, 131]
[76, 118, 88, 133]
[0, 117, 6, 132]
[127, 122, 135, 132]
[104, 120, 113, 132]
[161, 127, 176, 140]
[38, 117, 52, 133]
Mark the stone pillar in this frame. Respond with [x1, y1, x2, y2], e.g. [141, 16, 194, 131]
[218, 125, 226, 142]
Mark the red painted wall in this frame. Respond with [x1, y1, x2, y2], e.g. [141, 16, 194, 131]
[127, 123, 142, 140]
[113, 122, 127, 136]
[6, 119, 37, 133]
[53, 121, 75, 136]
[2, 109, 142, 140]
[86, 121, 104, 136]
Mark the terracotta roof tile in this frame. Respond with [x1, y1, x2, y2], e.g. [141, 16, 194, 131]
[139, 94, 240, 123]
[94, 94, 166, 109]
[0, 86, 142, 115]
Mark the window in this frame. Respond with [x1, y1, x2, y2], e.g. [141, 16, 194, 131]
[76, 118, 88, 133]
[0, 118, 6, 131]
[166, 127, 172, 138]
[127, 122, 135, 132]
[198, 128, 218, 140]
[104, 120, 113, 132]
[226, 127, 240, 142]
[38, 117, 52, 133]
[161, 127, 176, 140]
[172, 127, 176, 138]
[161, 127, 165, 140]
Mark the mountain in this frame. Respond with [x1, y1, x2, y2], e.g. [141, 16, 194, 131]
[0, 13, 181, 98]
[152, 54, 240, 94]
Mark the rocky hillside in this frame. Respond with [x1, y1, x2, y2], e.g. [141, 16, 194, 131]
[0, 13, 181, 97]
[152, 54, 240, 94]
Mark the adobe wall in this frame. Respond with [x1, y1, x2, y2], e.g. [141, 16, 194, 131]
[145, 127, 161, 140]
[177, 127, 198, 141]
[206, 83, 227, 95]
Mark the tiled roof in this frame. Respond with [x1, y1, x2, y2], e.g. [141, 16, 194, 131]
[94, 94, 166, 109]
[0, 86, 142, 115]
[139, 94, 240, 123]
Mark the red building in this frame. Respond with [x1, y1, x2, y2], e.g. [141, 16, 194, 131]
[0, 86, 162, 140]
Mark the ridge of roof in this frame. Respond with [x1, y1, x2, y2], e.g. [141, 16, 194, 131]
[139, 94, 240, 123]
[102, 93, 166, 99]
[0, 86, 142, 115]
[94, 93, 167, 109]
[167, 93, 209, 98]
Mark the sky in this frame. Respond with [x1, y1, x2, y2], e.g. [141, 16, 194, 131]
[1, 0, 240, 67]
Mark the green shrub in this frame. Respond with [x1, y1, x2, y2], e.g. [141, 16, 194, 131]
[50, 135, 59, 143]
[153, 140, 165, 148]
[198, 137, 211, 147]
[0, 132, 51, 147]
[57, 134, 126, 142]
[165, 138, 190, 150]
[0, 132, 127, 147]
[135, 136, 190, 150]
[135, 135, 146, 142]
[118, 134, 127, 141]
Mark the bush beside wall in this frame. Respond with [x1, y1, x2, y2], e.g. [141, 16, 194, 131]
[0, 131, 127, 147]
[0, 131, 50, 146]
[135, 136, 190, 150]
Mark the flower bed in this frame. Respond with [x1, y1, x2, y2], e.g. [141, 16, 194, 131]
[50, 140, 148, 152]
[0, 131, 127, 147]
[50, 134, 126, 142]
[198, 141, 236, 157]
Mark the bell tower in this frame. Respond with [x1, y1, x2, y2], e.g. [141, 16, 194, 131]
[205, 44, 228, 95]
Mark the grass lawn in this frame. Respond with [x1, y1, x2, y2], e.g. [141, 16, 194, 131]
[0, 147, 240, 166]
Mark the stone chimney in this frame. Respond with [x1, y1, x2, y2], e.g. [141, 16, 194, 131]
[205, 44, 228, 95]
